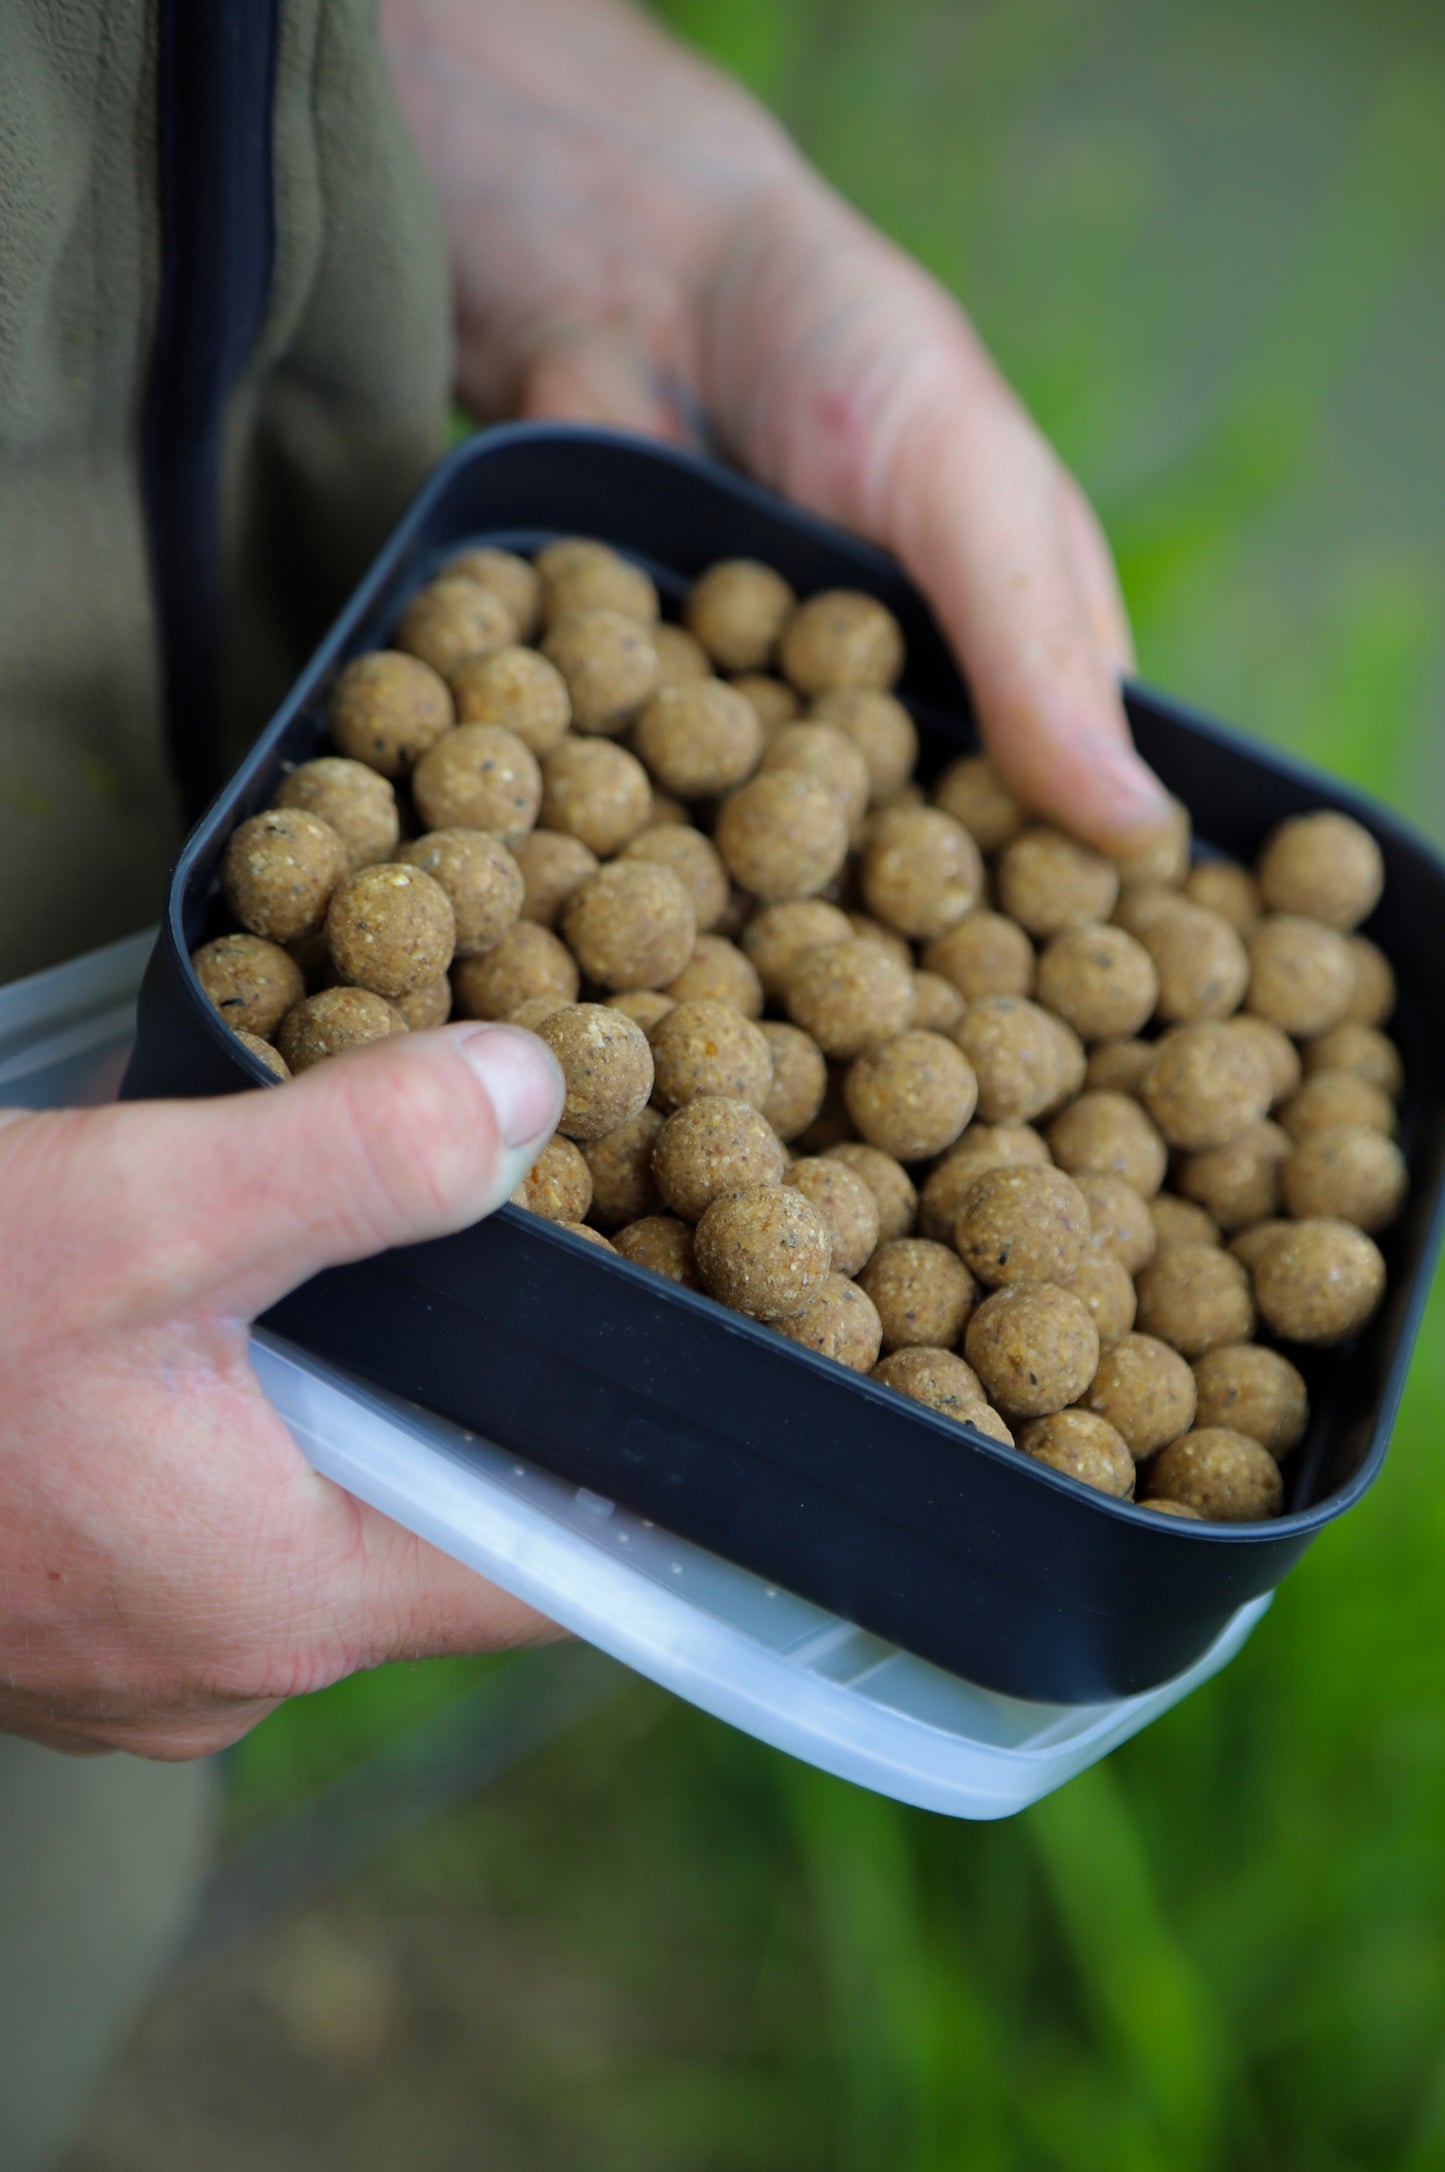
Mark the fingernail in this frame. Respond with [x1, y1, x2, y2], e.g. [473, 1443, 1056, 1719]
[457, 1026, 563, 1149]
[1095, 741, 1173, 819]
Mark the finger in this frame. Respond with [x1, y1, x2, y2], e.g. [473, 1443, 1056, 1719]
[520, 326, 694, 444]
[1057, 466, 1136, 676]
[331, 1498, 569, 1668]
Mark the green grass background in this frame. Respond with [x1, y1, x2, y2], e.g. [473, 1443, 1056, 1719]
[229, 4, 1445, 2164]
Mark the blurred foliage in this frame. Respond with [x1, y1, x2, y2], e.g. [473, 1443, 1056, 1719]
[230, 2, 1445, 2165]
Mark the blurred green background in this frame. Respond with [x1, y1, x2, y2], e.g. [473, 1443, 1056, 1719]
[69, 2, 1445, 2167]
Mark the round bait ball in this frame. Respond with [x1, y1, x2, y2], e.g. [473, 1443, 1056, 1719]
[449, 646, 570, 755]
[685, 558, 796, 673]
[606, 989, 675, 1034]
[1254, 1218, 1386, 1346]
[1064, 1252, 1137, 1347]
[613, 1214, 699, 1287]
[760, 723, 871, 837]
[393, 975, 452, 1031]
[192, 933, 305, 1039]
[715, 771, 849, 902]
[1280, 1070, 1397, 1143]
[780, 590, 904, 696]
[953, 996, 1085, 1125]
[911, 971, 967, 1035]
[809, 688, 918, 805]
[1247, 914, 1354, 1038]
[277, 986, 406, 1072]
[650, 999, 773, 1112]
[326, 863, 455, 998]
[1047, 1090, 1167, 1197]
[743, 899, 854, 1001]
[825, 1142, 918, 1244]
[232, 1028, 291, 1080]
[732, 674, 800, 737]
[412, 723, 541, 842]
[1141, 1020, 1274, 1152]
[1019, 1411, 1135, 1499]
[931, 753, 1026, 853]
[695, 1184, 832, 1321]
[1227, 1014, 1302, 1107]
[397, 829, 522, 957]
[442, 546, 541, 641]
[918, 1125, 1052, 1245]
[1258, 811, 1383, 930]
[274, 757, 400, 869]
[846, 913, 913, 975]
[512, 828, 599, 927]
[1146, 1429, 1283, 1522]
[634, 680, 762, 798]
[535, 537, 658, 629]
[222, 809, 349, 945]
[541, 608, 659, 736]
[997, 827, 1120, 938]
[537, 1003, 653, 1142]
[563, 861, 696, 992]
[1177, 1119, 1290, 1232]
[557, 1223, 616, 1252]
[761, 1022, 828, 1142]
[1282, 1126, 1408, 1233]
[451, 921, 578, 1019]
[666, 935, 765, 1016]
[1302, 1021, 1403, 1101]
[1082, 1332, 1197, 1457]
[1154, 1195, 1225, 1255]
[964, 1284, 1100, 1419]
[859, 806, 982, 942]
[1184, 859, 1262, 934]
[651, 624, 712, 685]
[774, 1274, 884, 1372]
[1036, 923, 1158, 1041]
[1113, 800, 1191, 890]
[1193, 1345, 1308, 1460]
[1073, 1171, 1156, 1274]
[859, 1238, 978, 1353]
[396, 576, 516, 678]
[871, 1346, 996, 1427]
[783, 1157, 881, 1276]
[1135, 1243, 1255, 1358]
[922, 913, 1036, 1001]
[652, 1096, 786, 1223]
[583, 1105, 666, 1229]
[1343, 934, 1395, 1026]
[1112, 885, 1181, 939]
[954, 1165, 1091, 1289]
[845, 1030, 978, 1162]
[785, 939, 914, 1060]
[1140, 901, 1249, 1023]
[510, 1134, 593, 1223]
[505, 994, 570, 1030]
[1085, 1039, 1155, 1097]
[328, 651, 453, 777]
[1229, 1219, 1290, 1272]
[540, 737, 652, 857]
[622, 824, 730, 932]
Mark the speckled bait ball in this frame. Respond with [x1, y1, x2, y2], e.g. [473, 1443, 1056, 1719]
[510, 1135, 593, 1223]
[684, 559, 795, 673]
[1019, 1411, 1135, 1499]
[1247, 915, 1355, 1039]
[997, 828, 1120, 938]
[328, 651, 453, 778]
[1302, 1022, 1404, 1101]
[1279, 1071, 1397, 1143]
[858, 1238, 977, 1352]
[1145, 1429, 1284, 1522]
[192, 934, 305, 1039]
[1138, 901, 1250, 1024]
[785, 939, 914, 1060]
[397, 830, 523, 957]
[651, 624, 712, 685]
[1229, 1219, 1291, 1273]
[1154, 1195, 1225, 1255]
[606, 989, 675, 1034]
[1141, 1021, 1274, 1152]
[535, 538, 658, 628]
[666, 935, 765, 1016]
[442, 546, 542, 641]
[1072, 1172, 1157, 1274]
[536, 1003, 653, 1141]
[396, 576, 517, 678]
[1227, 1015, 1302, 1108]
[273, 758, 400, 870]
[1047, 1090, 1167, 1196]
[809, 688, 918, 805]
[825, 1142, 918, 1244]
[450, 646, 571, 755]
[582, 1105, 666, 1229]
[953, 997, 1085, 1126]
[931, 753, 1026, 853]
[1064, 1251, 1137, 1348]
[1177, 1120, 1290, 1231]
[954, 1166, 1092, 1288]
[1184, 859, 1262, 934]
[1113, 799, 1191, 891]
[393, 976, 453, 1031]
[541, 608, 659, 736]
[844, 1030, 977, 1162]
[760, 1022, 829, 1142]
[1253, 1218, 1386, 1346]
[695, 1184, 833, 1320]
[232, 1029, 291, 1079]
[857, 806, 982, 942]
[276, 986, 407, 1072]
[412, 723, 542, 843]
[650, 999, 773, 1111]
[910, 972, 968, 1036]
[774, 1274, 884, 1372]
[326, 863, 456, 999]
[742, 899, 855, 1001]
[759, 723, 872, 838]
[1084, 1039, 1155, 1098]
[1343, 934, 1396, 1026]
[921, 913, 1036, 1002]
[916, 1126, 1050, 1244]
[779, 590, 904, 696]
[1035, 924, 1158, 1042]
[871, 1345, 995, 1425]
[715, 771, 850, 902]
[622, 825, 730, 933]
[1192, 1345, 1308, 1460]
[1282, 1126, 1408, 1233]
[1258, 811, 1384, 930]
[540, 739, 652, 858]
[510, 829, 599, 929]
[451, 921, 579, 1020]
[964, 1284, 1100, 1419]
[651, 1096, 786, 1223]
[1134, 1243, 1255, 1358]
[222, 809, 349, 944]
[1081, 1333, 1197, 1457]
[783, 1157, 881, 1276]
[562, 861, 696, 992]
[634, 680, 762, 798]
[732, 674, 800, 738]
[613, 1214, 699, 1287]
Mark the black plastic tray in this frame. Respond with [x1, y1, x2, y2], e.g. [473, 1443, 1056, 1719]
[124, 424, 1445, 1702]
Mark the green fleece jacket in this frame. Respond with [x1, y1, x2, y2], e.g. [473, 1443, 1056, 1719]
[0, 1, 452, 983]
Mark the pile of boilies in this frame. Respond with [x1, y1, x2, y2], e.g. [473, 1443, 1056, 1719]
[195, 537, 1410, 1525]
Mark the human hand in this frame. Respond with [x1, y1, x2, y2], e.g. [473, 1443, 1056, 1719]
[0, 1023, 563, 1758]
[384, 0, 1173, 850]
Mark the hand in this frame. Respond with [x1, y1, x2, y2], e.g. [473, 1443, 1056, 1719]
[384, 0, 1173, 850]
[0, 1023, 563, 1758]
